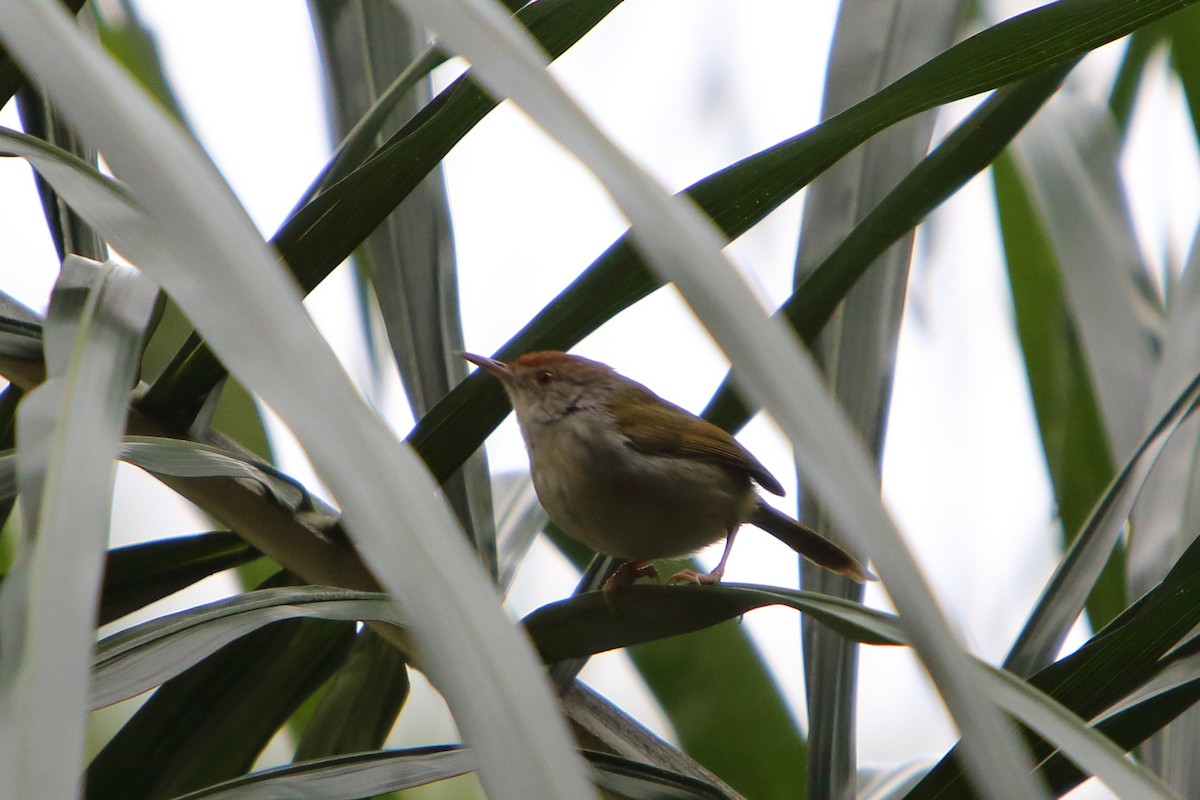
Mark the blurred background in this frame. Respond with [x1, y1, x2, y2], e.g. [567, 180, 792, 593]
[2, 1, 1196, 797]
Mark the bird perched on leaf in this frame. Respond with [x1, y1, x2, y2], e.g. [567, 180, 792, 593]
[462, 351, 874, 590]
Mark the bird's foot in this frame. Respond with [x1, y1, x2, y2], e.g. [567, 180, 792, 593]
[668, 566, 723, 585]
[603, 561, 659, 591]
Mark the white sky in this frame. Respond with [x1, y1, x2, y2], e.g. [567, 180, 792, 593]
[4, 2, 1199, 797]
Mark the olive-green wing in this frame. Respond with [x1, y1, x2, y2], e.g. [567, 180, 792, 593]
[610, 384, 785, 496]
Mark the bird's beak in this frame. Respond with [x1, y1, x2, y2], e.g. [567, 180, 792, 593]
[459, 351, 510, 380]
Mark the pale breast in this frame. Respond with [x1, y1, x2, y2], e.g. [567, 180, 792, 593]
[525, 413, 755, 560]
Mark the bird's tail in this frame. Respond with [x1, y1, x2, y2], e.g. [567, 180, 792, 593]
[750, 502, 876, 583]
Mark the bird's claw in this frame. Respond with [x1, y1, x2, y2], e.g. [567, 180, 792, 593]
[668, 568, 722, 585]
[603, 561, 660, 591]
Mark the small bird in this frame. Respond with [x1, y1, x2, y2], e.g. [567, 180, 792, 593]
[462, 351, 873, 589]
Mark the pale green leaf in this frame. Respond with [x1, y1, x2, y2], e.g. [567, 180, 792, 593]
[1012, 94, 1163, 463]
[1005, 334, 1200, 676]
[795, 3, 965, 796]
[119, 436, 308, 510]
[91, 586, 399, 709]
[0, 256, 156, 799]
[979, 665, 1176, 800]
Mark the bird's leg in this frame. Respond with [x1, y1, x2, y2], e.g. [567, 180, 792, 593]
[669, 529, 738, 585]
[602, 560, 660, 591]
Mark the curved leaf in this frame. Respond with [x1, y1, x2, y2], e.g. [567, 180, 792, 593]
[975, 665, 1174, 800]
[0, 257, 156, 799]
[92, 586, 399, 709]
[172, 746, 735, 800]
[118, 436, 309, 511]
[0, 435, 314, 513]
[172, 746, 474, 800]
[523, 584, 904, 664]
[1042, 677, 1200, 795]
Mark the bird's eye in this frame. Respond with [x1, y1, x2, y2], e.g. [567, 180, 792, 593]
[536, 370, 554, 385]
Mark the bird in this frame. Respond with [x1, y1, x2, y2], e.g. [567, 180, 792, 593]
[461, 350, 873, 589]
